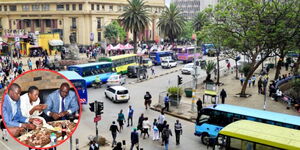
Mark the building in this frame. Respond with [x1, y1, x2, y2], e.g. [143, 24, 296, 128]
[171, 0, 218, 20]
[0, 0, 165, 47]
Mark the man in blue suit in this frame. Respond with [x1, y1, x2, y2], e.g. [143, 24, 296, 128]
[44, 82, 79, 121]
[3, 83, 40, 136]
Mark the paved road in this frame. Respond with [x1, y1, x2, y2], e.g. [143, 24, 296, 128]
[0, 61, 208, 150]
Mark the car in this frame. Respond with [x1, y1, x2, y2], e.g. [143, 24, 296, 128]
[161, 59, 177, 69]
[104, 86, 130, 103]
[181, 63, 201, 75]
[107, 74, 126, 86]
[127, 65, 147, 78]
[142, 58, 153, 68]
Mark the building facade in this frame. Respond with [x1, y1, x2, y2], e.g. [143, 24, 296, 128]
[171, 0, 218, 20]
[0, 0, 165, 46]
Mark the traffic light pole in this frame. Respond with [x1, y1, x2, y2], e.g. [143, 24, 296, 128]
[94, 100, 99, 140]
[191, 40, 197, 112]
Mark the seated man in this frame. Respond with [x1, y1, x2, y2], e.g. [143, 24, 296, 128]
[44, 82, 79, 121]
[3, 83, 40, 137]
[20, 86, 47, 118]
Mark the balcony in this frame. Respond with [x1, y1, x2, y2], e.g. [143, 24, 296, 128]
[70, 25, 77, 31]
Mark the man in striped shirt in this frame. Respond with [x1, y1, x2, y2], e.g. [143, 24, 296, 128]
[174, 120, 182, 145]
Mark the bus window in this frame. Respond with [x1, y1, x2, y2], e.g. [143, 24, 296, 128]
[242, 141, 254, 150]
[266, 120, 275, 125]
[246, 117, 256, 121]
[256, 143, 280, 150]
[275, 122, 282, 127]
[230, 137, 242, 149]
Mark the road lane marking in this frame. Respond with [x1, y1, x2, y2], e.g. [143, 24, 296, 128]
[0, 140, 13, 150]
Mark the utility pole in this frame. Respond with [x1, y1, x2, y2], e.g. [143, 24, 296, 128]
[191, 39, 197, 112]
[94, 100, 99, 139]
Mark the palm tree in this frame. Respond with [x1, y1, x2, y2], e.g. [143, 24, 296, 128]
[193, 11, 208, 31]
[157, 3, 185, 43]
[204, 60, 216, 82]
[120, 0, 150, 54]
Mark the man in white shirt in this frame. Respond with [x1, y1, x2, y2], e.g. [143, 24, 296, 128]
[20, 86, 47, 118]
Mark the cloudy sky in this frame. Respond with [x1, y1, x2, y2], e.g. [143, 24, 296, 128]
[165, 0, 171, 6]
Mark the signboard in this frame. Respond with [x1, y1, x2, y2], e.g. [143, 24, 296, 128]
[90, 33, 94, 42]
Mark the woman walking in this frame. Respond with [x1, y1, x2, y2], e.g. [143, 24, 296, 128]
[152, 119, 159, 141]
[142, 117, 151, 139]
[144, 92, 152, 109]
[117, 109, 125, 132]
[137, 113, 144, 132]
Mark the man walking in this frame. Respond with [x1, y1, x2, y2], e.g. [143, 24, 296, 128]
[162, 94, 169, 112]
[130, 128, 139, 150]
[162, 124, 172, 150]
[174, 120, 182, 145]
[109, 121, 119, 147]
[151, 67, 155, 75]
[127, 105, 134, 127]
[220, 89, 227, 104]
[196, 98, 203, 123]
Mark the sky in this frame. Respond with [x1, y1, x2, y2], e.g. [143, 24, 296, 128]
[165, 0, 171, 6]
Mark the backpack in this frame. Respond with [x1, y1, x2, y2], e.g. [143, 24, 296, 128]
[162, 129, 169, 139]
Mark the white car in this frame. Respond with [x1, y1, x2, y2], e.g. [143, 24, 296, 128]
[161, 59, 177, 69]
[107, 74, 126, 86]
[181, 63, 201, 75]
[104, 86, 130, 103]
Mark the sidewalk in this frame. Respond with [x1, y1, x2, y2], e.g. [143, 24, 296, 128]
[151, 64, 299, 122]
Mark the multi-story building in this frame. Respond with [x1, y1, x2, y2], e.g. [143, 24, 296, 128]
[0, 0, 165, 46]
[171, 0, 218, 20]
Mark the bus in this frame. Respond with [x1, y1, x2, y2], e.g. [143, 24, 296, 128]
[216, 120, 300, 150]
[202, 44, 216, 55]
[195, 104, 300, 145]
[67, 62, 116, 86]
[98, 54, 138, 74]
[173, 46, 201, 63]
[59, 71, 88, 104]
[149, 51, 174, 65]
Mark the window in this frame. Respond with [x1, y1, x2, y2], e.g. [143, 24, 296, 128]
[66, 4, 69, 11]
[45, 19, 51, 27]
[72, 4, 76, 10]
[56, 4, 64, 11]
[32, 4, 40, 11]
[0, 6, 2, 11]
[42, 4, 49, 11]
[102, 5, 105, 10]
[72, 18, 76, 27]
[25, 20, 31, 27]
[35, 20, 40, 27]
[118, 6, 122, 11]
[4, 6, 7, 11]
[91, 4, 94, 10]
[9, 5, 17, 11]
[109, 5, 113, 11]
[79, 4, 82, 10]
[97, 4, 99, 11]
[230, 137, 241, 149]
[97, 32, 101, 41]
[97, 18, 101, 28]
[22, 5, 29, 11]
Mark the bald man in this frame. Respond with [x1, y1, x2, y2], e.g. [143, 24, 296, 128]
[44, 83, 79, 121]
[3, 83, 41, 136]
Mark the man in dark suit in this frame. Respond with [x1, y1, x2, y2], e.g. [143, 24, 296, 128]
[3, 83, 40, 137]
[44, 83, 79, 121]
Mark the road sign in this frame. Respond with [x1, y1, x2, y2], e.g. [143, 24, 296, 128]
[94, 115, 101, 123]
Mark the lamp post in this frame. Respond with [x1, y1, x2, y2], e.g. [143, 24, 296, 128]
[191, 36, 197, 112]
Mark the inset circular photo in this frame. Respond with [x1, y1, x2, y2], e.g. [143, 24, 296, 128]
[1, 69, 81, 149]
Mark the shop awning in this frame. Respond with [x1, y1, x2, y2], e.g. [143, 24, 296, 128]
[49, 39, 63, 46]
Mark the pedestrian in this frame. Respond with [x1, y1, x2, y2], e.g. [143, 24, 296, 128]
[157, 111, 165, 137]
[240, 74, 244, 86]
[152, 119, 159, 141]
[151, 67, 155, 75]
[248, 79, 252, 87]
[89, 139, 99, 150]
[161, 124, 172, 150]
[227, 62, 231, 70]
[137, 113, 144, 132]
[35, 59, 39, 69]
[117, 109, 125, 132]
[220, 89, 227, 104]
[127, 105, 134, 127]
[113, 142, 122, 150]
[258, 78, 263, 94]
[130, 128, 139, 150]
[109, 121, 119, 147]
[144, 91, 152, 109]
[252, 75, 256, 86]
[162, 94, 170, 112]
[174, 120, 182, 145]
[196, 98, 203, 123]
[142, 117, 151, 139]
[0, 116, 8, 141]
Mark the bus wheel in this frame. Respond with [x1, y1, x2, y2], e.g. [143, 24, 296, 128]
[201, 133, 210, 145]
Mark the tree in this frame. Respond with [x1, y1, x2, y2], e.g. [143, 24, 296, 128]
[158, 3, 186, 43]
[204, 60, 216, 82]
[193, 11, 209, 32]
[180, 21, 194, 40]
[120, 0, 150, 54]
[199, 0, 300, 96]
[104, 22, 119, 43]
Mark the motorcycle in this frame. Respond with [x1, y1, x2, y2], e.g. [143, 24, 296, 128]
[92, 81, 102, 89]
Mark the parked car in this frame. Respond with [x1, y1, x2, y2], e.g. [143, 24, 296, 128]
[104, 86, 130, 103]
[127, 65, 147, 78]
[161, 59, 177, 69]
[107, 74, 126, 86]
[181, 63, 201, 75]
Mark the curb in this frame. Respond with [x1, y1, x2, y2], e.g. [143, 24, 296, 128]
[150, 106, 195, 123]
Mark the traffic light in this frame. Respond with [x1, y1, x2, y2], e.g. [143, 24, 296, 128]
[89, 102, 95, 112]
[96, 101, 104, 115]
[177, 75, 183, 85]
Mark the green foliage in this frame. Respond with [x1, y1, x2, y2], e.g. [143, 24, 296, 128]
[204, 60, 216, 75]
[240, 64, 251, 77]
[167, 86, 183, 96]
[193, 11, 209, 32]
[120, 0, 150, 53]
[180, 21, 194, 40]
[292, 79, 300, 92]
[158, 3, 186, 42]
[104, 22, 119, 43]
[98, 57, 112, 62]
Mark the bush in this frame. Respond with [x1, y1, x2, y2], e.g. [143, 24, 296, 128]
[239, 63, 251, 76]
[167, 86, 183, 96]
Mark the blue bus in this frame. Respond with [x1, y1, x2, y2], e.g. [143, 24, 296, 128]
[149, 51, 174, 65]
[59, 71, 88, 104]
[202, 44, 215, 55]
[67, 62, 116, 86]
[195, 104, 300, 145]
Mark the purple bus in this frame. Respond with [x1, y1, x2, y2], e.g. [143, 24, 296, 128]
[173, 46, 201, 63]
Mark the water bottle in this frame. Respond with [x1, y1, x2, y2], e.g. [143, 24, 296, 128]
[50, 133, 57, 146]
